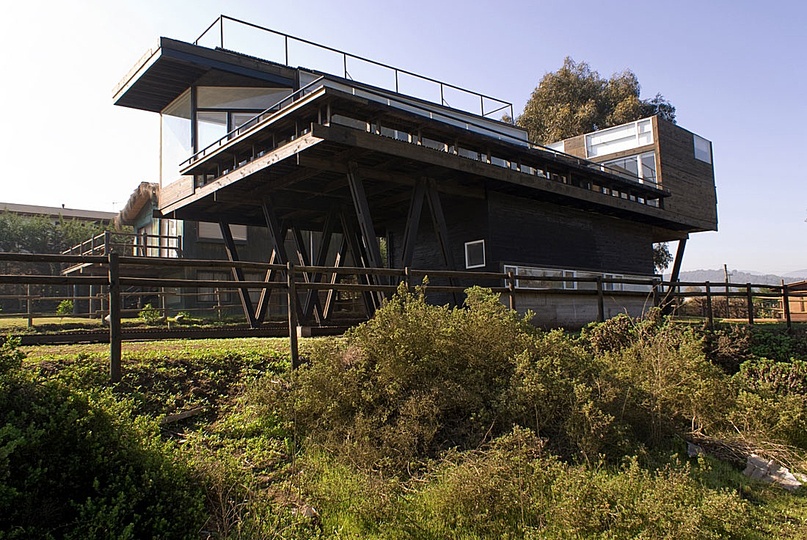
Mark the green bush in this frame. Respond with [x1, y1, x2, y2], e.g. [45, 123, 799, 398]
[0, 342, 206, 538]
[138, 303, 161, 324]
[283, 285, 539, 471]
[56, 299, 74, 319]
[605, 322, 732, 445]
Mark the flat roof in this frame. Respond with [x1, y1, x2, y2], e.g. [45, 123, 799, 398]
[113, 37, 298, 112]
[0, 202, 117, 222]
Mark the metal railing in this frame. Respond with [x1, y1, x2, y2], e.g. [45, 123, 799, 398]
[193, 15, 514, 121]
[62, 231, 182, 259]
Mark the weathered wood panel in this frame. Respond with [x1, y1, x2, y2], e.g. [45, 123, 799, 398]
[487, 191, 654, 275]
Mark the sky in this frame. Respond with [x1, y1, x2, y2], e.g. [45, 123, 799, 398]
[1, 0, 805, 275]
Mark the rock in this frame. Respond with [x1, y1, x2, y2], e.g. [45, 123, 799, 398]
[743, 454, 803, 492]
[687, 442, 704, 457]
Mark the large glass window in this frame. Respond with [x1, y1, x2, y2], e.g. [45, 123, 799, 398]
[197, 111, 228, 151]
[160, 90, 192, 184]
[603, 151, 656, 184]
[194, 86, 293, 152]
[197, 87, 291, 109]
[586, 118, 654, 158]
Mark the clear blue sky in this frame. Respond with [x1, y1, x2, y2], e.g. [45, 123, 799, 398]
[1, 0, 805, 275]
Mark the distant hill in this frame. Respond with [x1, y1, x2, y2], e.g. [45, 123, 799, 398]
[671, 269, 805, 286]
[783, 269, 807, 280]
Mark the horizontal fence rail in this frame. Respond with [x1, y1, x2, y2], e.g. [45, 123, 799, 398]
[0, 251, 804, 381]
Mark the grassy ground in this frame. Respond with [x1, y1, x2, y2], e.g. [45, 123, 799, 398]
[9, 320, 807, 539]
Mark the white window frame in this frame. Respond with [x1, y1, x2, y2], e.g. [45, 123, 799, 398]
[465, 240, 486, 269]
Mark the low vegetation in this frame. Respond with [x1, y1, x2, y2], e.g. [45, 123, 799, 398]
[2, 286, 807, 538]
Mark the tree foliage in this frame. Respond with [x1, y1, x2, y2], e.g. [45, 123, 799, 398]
[517, 57, 676, 144]
[0, 211, 114, 255]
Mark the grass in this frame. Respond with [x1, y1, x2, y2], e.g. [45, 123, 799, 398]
[8, 318, 807, 538]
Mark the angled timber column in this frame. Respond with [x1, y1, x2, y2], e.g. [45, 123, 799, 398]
[258, 199, 303, 324]
[322, 234, 349, 322]
[290, 223, 325, 324]
[340, 209, 382, 315]
[303, 209, 338, 322]
[424, 178, 460, 305]
[662, 236, 688, 315]
[425, 179, 455, 271]
[219, 220, 258, 328]
[401, 178, 427, 268]
[346, 162, 384, 271]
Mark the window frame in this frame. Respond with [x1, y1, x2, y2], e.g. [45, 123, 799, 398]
[464, 239, 486, 269]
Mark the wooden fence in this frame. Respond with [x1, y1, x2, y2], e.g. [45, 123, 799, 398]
[0, 252, 802, 382]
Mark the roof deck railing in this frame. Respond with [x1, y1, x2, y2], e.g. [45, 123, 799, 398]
[194, 15, 514, 122]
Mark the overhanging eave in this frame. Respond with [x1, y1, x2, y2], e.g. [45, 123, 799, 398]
[113, 37, 297, 112]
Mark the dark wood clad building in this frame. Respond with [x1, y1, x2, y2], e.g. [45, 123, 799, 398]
[111, 17, 717, 326]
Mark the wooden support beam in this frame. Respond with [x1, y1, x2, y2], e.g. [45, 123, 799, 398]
[254, 248, 280, 325]
[108, 252, 122, 383]
[290, 224, 324, 324]
[346, 161, 384, 271]
[322, 237, 348, 321]
[340, 209, 380, 314]
[402, 178, 427, 268]
[425, 179, 455, 271]
[663, 236, 688, 315]
[424, 178, 460, 305]
[304, 209, 337, 320]
[258, 201, 298, 323]
[219, 220, 258, 328]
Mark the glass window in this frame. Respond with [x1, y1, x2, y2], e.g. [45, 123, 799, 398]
[160, 90, 192, 184]
[465, 240, 485, 269]
[197, 111, 228, 151]
[693, 134, 712, 163]
[198, 221, 248, 242]
[197, 87, 292, 109]
[586, 118, 654, 158]
[640, 153, 657, 183]
[602, 151, 656, 184]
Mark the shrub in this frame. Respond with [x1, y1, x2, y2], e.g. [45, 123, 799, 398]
[285, 285, 539, 471]
[0, 341, 206, 538]
[56, 299, 74, 319]
[138, 303, 161, 324]
[605, 322, 731, 444]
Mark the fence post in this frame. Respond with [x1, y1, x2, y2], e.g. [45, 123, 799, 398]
[782, 280, 792, 330]
[652, 279, 660, 308]
[746, 283, 754, 325]
[596, 276, 605, 322]
[26, 284, 32, 328]
[108, 252, 122, 383]
[404, 267, 411, 291]
[287, 262, 300, 369]
[507, 270, 516, 311]
[705, 281, 714, 329]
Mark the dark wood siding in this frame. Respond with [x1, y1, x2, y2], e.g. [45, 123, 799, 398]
[654, 118, 718, 231]
[487, 191, 654, 275]
[387, 193, 489, 271]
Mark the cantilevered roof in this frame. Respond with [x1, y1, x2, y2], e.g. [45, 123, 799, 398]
[113, 37, 298, 112]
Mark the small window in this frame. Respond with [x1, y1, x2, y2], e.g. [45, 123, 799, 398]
[465, 240, 485, 269]
[198, 222, 248, 242]
[693, 134, 712, 163]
